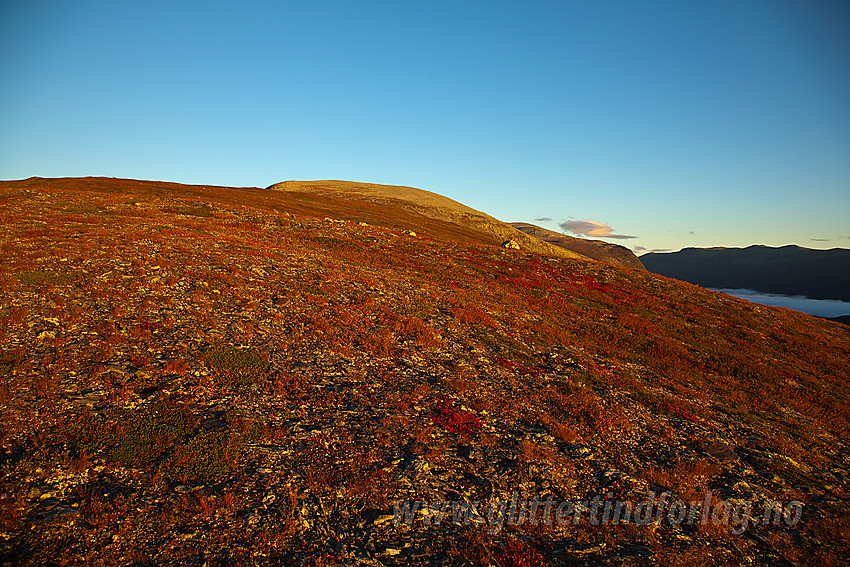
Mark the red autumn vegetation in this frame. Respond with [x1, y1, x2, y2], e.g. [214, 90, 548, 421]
[0, 177, 847, 565]
[430, 396, 483, 435]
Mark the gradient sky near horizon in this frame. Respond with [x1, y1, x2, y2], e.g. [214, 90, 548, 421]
[1, 0, 848, 253]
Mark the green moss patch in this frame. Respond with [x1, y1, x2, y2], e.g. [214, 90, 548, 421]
[203, 346, 269, 388]
[14, 270, 74, 286]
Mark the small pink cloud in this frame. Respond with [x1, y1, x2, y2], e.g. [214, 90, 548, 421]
[559, 219, 636, 240]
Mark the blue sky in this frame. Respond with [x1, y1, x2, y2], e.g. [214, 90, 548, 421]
[1, 0, 848, 253]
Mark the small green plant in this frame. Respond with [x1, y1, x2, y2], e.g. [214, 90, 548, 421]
[167, 431, 231, 482]
[14, 270, 73, 286]
[110, 404, 193, 467]
[203, 346, 269, 387]
[62, 403, 255, 484]
[166, 204, 215, 217]
[310, 235, 358, 251]
[62, 412, 115, 456]
[301, 284, 326, 296]
[61, 403, 194, 468]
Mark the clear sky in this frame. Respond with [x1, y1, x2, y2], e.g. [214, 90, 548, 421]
[2, 0, 848, 253]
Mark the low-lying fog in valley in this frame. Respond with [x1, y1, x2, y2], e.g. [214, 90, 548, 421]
[712, 288, 850, 319]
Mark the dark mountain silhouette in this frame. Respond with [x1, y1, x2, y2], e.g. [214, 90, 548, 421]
[641, 245, 850, 301]
[510, 222, 645, 270]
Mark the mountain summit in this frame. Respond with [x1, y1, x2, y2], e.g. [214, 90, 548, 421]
[267, 180, 589, 260]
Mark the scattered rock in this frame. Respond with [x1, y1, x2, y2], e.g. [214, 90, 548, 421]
[245, 511, 261, 526]
[373, 514, 395, 525]
[174, 484, 205, 494]
[699, 439, 738, 461]
[200, 418, 228, 432]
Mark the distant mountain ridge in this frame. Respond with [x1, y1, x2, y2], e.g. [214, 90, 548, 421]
[510, 222, 645, 270]
[641, 245, 850, 301]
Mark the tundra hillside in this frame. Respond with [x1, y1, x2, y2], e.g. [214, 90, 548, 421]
[1, 177, 848, 566]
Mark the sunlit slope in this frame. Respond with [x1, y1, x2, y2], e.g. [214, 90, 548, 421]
[268, 180, 589, 260]
[510, 221, 645, 270]
[1, 176, 848, 565]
